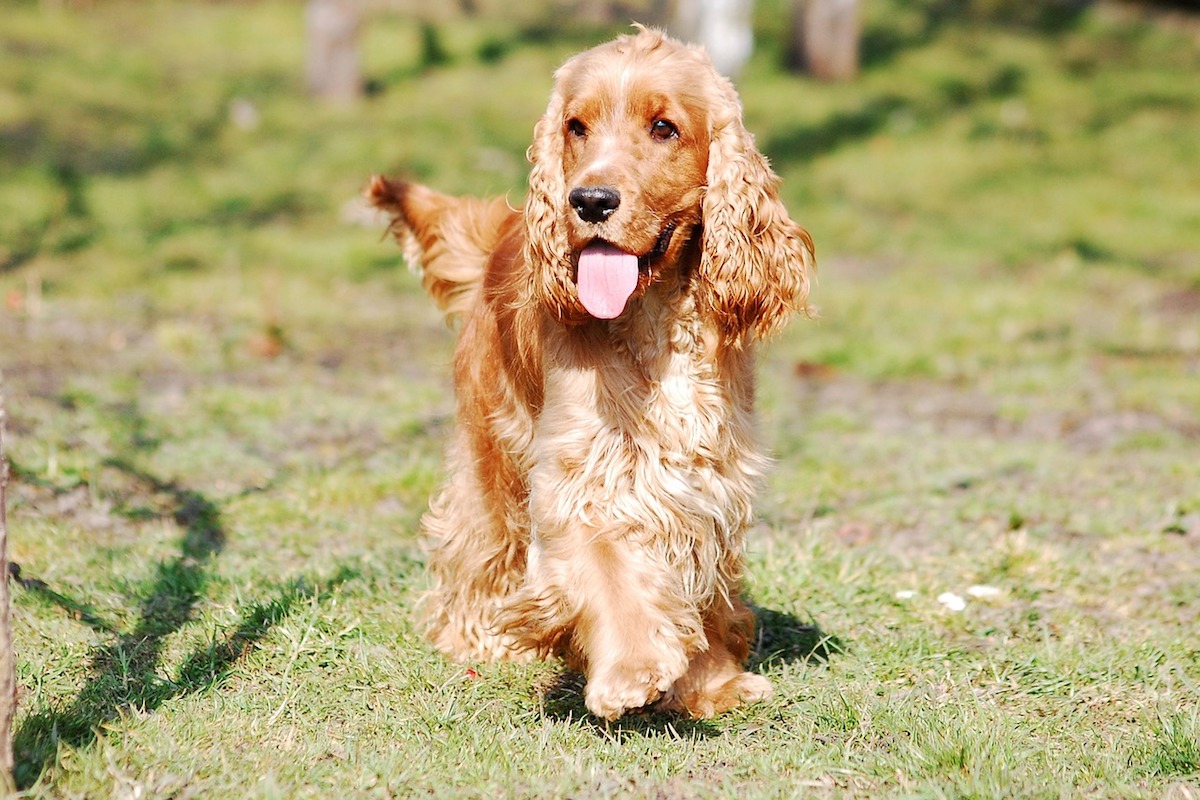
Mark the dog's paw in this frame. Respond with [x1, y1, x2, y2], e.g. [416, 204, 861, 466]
[724, 671, 772, 706]
[584, 661, 680, 721]
[661, 671, 773, 718]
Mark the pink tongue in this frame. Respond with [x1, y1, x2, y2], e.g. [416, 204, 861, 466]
[576, 242, 638, 319]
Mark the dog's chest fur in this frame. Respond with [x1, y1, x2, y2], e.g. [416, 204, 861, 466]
[529, 283, 766, 595]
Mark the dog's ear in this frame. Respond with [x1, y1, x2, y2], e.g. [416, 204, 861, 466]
[698, 77, 815, 342]
[524, 77, 587, 323]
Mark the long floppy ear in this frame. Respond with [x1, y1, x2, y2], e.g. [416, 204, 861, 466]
[699, 76, 815, 343]
[524, 77, 587, 323]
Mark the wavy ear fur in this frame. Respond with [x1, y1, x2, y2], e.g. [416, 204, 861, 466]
[524, 77, 587, 323]
[699, 75, 815, 343]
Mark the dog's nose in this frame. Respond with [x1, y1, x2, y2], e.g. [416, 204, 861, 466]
[569, 186, 621, 224]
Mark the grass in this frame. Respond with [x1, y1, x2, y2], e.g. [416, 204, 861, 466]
[2, 0, 1199, 796]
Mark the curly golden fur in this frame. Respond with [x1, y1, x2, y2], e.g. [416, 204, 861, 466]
[369, 27, 814, 720]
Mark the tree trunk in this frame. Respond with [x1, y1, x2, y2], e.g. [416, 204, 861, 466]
[0, 377, 14, 787]
[789, 0, 861, 81]
[305, 0, 362, 104]
[574, 0, 619, 25]
[670, 0, 754, 79]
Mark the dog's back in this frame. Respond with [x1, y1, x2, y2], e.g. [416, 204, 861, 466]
[368, 176, 516, 324]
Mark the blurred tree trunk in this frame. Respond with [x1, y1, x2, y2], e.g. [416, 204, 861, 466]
[0, 377, 14, 788]
[670, 0, 754, 79]
[788, 0, 861, 81]
[561, 0, 673, 30]
[305, 0, 362, 104]
[574, 0, 619, 25]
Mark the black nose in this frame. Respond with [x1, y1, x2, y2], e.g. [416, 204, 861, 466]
[569, 186, 620, 223]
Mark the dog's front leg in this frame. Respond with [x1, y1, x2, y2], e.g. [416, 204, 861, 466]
[574, 534, 696, 721]
[521, 521, 698, 721]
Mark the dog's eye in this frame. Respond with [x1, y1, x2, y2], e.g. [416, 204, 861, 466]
[567, 118, 587, 138]
[650, 119, 679, 141]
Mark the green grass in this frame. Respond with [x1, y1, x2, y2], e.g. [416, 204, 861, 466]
[2, 0, 1199, 797]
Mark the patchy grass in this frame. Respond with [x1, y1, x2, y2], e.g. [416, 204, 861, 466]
[2, 0, 1198, 797]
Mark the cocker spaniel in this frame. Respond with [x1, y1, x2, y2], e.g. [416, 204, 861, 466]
[369, 26, 814, 720]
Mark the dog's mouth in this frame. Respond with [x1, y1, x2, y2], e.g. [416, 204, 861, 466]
[575, 224, 677, 320]
[640, 222, 677, 269]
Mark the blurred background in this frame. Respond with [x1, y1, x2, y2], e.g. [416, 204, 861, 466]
[2, 0, 1197, 364]
[3, 0, 1198, 444]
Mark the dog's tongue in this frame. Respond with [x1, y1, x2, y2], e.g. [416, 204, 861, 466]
[576, 242, 638, 319]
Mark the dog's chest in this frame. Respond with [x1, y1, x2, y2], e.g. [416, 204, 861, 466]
[620, 312, 730, 462]
[535, 295, 762, 523]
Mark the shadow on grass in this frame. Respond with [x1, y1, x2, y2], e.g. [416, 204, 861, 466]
[752, 606, 843, 669]
[762, 63, 1028, 165]
[858, 0, 1088, 71]
[762, 0, 1097, 166]
[0, 55, 299, 273]
[536, 606, 841, 737]
[8, 564, 115, 637]
[10, 456, 359, 790]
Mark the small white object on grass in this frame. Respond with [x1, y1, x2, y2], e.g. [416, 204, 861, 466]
[967, 584, 1002, 599]
[937, 592, 967, 611]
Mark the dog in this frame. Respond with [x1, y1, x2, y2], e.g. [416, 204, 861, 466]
[369, 26, 814, 720]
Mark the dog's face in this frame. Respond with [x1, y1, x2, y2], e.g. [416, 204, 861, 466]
[542, 35, 714, 318]
[558, 53, 710, 266]
[526, 28, 812, 333]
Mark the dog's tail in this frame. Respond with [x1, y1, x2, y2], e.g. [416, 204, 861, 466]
[368, 176, 512, 324]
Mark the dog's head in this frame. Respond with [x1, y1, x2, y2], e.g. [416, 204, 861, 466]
[526, 27, 813, 340]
